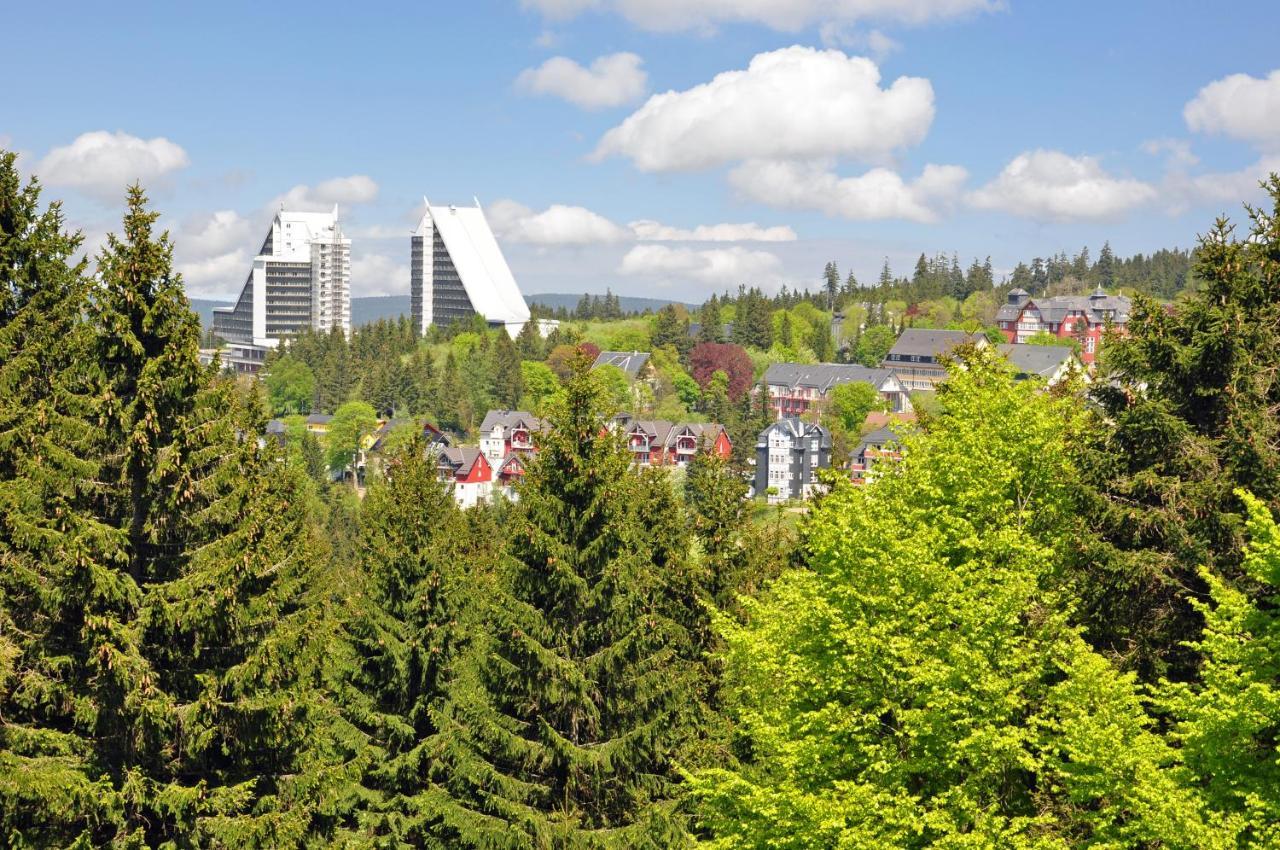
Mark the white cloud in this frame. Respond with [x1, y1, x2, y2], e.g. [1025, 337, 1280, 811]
[593, 47, 934, 172]
[1184, 69, 1280, 150]
[1162, 154, 1280, 211]
[1141, 137, 1199, 169]
[521, 0, 999, 32]
[617, 244, 783, 287]
[967, 150, 1156, 221]
[517, 52, 648, 109]
[37, 130, 189, 201]
[819, 23, 900, 60]
[178, 210, 254, 257]
[177, 249, 249, 298]
[629, 219, 797, 241]
[729, 159, 966, 222]
[351, 252, 410, 297]
[488, 199, 630, 244]
[269, 175, 379, 211]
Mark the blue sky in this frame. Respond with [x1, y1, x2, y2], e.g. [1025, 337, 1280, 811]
[3, 0, 1278, 302]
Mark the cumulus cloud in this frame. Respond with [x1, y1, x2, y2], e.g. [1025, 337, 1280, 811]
[269, 175, 379, 211]
[178, 249, 250, 298]
[1184, 69, 1280, 149]
[593, 47, 934, 172]
[521, 0, 999, 32]
[729, 159, 966, 223]
[179, 210, 254, 257]
[1141, 137, 1199, 169]
[629, 219, 797, 241]
[488, 199, 631, 244]
[37, 130, 189, 201]
[967, 150, 1156, 221]
[517, 52, 648, 109]
[351, 252, 410, 297]
[819, 24, 900, 59]
[1162, 154, 1280, 211]
[617, 244, 784, 287]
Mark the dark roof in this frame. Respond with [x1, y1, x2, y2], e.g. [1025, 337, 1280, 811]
[756, 416, 831, 446]
[886, 329, 980, 360]
[995, 291, 1132, 324]
[616, 416, 729, 450]
[438, 445, 484, 476]
[480, 409, 545, 432]
[764, 361, 900, 393]
[306, 413, 333, 425]
[592, 351, 651, 379]
[265, 418, 287, 434]
[997, 343, 1076, 378]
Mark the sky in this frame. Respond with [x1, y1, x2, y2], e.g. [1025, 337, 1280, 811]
[3, 1, 1279, 303]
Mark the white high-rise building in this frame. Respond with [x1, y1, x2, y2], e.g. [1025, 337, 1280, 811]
[411, 199, 531, 336]
[212, 206, 351, 355]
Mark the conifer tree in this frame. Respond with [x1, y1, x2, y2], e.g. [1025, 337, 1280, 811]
[491, 329, 524, 409]
[342, 434, 476, 843]
[1076, 175, 1280, 677]
[515, 318, 545, 361]
[0, 151, 120, 845]
[423, 355, 698, 847]
[2, 183, 347, 844]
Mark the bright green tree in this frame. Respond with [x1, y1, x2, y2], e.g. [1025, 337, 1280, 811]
[422, 354, 699, 847]
[853, 323, 895, 367]
[827, 380, 884, 433]
[692, 349, 1226, 848]
[520, 359, 561, 412]
[327, 400, 378, 475]
[1160, 490, 1280, 845]
[265, 355, 315, 415]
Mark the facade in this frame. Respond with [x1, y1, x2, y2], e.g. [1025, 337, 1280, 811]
[995, 287, 1131, 364]
[479, 409, 545, 464]
[849, 426, 906, 485]
[411, 200, 532, 336]
[611, 415, 733, 467]
[763, 362, 913, 418]
[211, 208, 351, 364]
[436, 446, 493, 509]
[881, 329, 987, 391]
[755, 417, 832, 504]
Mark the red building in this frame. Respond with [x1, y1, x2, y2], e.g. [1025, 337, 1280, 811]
[995, 287, 1131, 364]
[611, 415, 733, 467]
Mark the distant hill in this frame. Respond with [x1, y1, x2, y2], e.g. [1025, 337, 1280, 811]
[189, 292, 687, 331]
[188, 296, 413, 330]
[526, 293, 694, 313]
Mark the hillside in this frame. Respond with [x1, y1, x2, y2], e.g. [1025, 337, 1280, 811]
[190, 292, 687, 331]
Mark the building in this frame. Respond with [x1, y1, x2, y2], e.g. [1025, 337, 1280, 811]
[211, 207, 351, 369]
[436, 446, 493, 509]
[411, 199, 532, 336]
[995, 287, 1131, 364]
[611, 415, 733, 467]
[479, 410, 545, 464]
[305, 413, 333, 435]
[592, 351, 654, 382]
[755, 417, 832, 504]
[849, 426, 907, 485]
[763, 362, 913, 418]
[997, 343, 1080, 385]
[881, 329, 987, 391]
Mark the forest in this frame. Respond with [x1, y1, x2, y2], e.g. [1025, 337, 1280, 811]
[4, 146, 1280, 848]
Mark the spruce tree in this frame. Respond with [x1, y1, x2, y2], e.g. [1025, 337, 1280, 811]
[423, 355, 698, 847]
[0, 152, 120, 846]
[1076, 175, 1280, 678]
[491, 329, 524, 410]
[342, 434, 476, 844]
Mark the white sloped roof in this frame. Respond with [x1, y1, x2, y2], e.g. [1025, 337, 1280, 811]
[427, 203, 530, 324]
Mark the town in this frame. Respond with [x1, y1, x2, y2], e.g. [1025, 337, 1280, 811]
[217, 205, 1131, 509]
